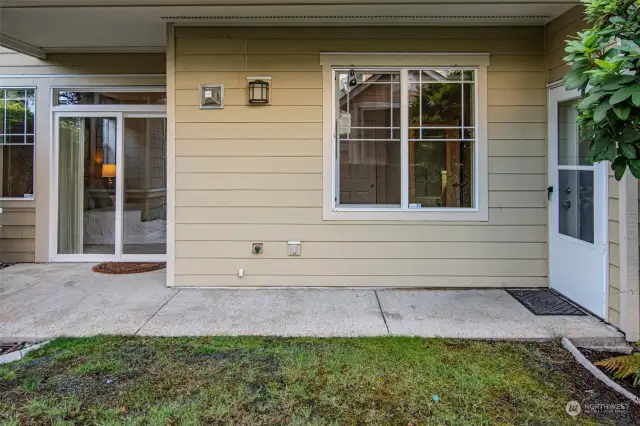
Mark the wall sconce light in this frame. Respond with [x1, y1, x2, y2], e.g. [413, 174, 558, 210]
[200, 84, 223, 109]
[247, 77, 271, 105]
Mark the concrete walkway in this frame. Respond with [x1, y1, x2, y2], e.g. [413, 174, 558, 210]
[0, 263, 624, 346]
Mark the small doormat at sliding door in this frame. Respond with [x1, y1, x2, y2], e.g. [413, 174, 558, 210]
[506, 289, 587, 316]
[92, 262, 166, 275]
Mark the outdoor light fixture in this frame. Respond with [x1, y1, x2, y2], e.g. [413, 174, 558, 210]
[247, 77, 271, 105]
[200, 84, 223, 109]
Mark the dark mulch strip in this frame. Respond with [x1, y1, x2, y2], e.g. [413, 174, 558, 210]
[547, 346, 640, 425]
[579, 347, 640, 399]
[92, 262, 166, 275]
[0, 262, 15, 270]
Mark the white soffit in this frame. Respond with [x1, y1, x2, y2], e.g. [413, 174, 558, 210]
[0, 2, 577, 51]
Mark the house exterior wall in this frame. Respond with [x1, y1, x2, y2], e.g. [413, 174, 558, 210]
[171, 26, 548, 287]
[0, 47, 165, 262]
[545, 5, 585, 85]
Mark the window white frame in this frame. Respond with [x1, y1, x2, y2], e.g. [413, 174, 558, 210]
[0, 86, 36, 200]
[50, 85, 167, 262]
[321, 53, 489, 221]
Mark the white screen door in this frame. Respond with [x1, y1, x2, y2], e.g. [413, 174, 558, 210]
[548, 85, 607, 317]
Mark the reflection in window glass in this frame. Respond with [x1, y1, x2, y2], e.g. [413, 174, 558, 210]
[339, 140, 401, 205]
[558, 99, 589, 165]
[0, 88, 35, 198]
[558, 170, 594, 243]
[335, 68, 477, 209]
[337, 71, 401, 205]
[409, 141, 473, 208]
[54, 91, 166, 106]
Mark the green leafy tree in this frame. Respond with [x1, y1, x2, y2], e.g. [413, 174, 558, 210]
[563, 0, 640, 180]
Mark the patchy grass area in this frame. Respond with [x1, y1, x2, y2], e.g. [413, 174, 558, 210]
[0, 336, 637, 425]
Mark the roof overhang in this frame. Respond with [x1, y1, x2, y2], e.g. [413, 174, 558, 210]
[0, 1, 579, 55]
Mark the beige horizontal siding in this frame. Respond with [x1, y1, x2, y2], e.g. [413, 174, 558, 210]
[0, 53, 165, 75]
[177, 275, 547, 288]
[0, 207, 35, 262]
[545, 6, 586, 83]
[176, 258, 546, 277]
[176, 241, 546, 259]
[173, 26, 548, 287]
[176, 207, 545, 226]
[176, 224, 547, 242]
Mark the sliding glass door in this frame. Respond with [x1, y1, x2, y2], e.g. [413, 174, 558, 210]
[122, 117, 167, 255]
[54, 113, 166, 261]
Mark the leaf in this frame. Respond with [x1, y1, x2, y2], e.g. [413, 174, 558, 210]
[605, 141, 618, 162]
[614, 104, 632, 120]
[620, 39, 640, 54]
[594, 101, 611, 122]
[613, 157, 627, 181]
[602, 75, 636, 90]
[622, 127, 640, 143]
[563, 53, 577, 62]
[630, 163, 640, 180]
[578, 93, 602, 109]
[619, 142, 637, 159]
[610, 84, 640, 105]
[595, 354, 640, 381]
[632, 91, 640, 107]
[595, 59, 617, 70]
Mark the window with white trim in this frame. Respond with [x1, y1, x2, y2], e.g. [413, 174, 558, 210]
[0, 88, 35, 199]
[334, 67, 477, 211]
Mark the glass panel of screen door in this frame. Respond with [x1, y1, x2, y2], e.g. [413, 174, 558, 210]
[556, 99, 594, 244]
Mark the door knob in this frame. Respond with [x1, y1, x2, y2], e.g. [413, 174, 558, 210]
[562, 201, 572, 210]
[565, 187, 572, 194]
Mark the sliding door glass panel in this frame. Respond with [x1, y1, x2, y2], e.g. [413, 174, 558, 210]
[58, 117, 118, 255]
[122, 118, 167, 254]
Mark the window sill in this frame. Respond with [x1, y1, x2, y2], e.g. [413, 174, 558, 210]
[0, 197, 34, 202]
[323, 207, 488, 222]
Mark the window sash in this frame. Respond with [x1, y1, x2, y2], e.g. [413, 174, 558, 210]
[333, 67, 478, 211]
[0, 87, 35, 200]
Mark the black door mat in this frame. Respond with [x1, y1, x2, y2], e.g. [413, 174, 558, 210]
[506, 289, 587, 316]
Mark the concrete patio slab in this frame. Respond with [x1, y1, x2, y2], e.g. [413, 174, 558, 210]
[0, 263, 626, 345]
[376, 289, 624, 345]
[0, 263, 176, 340]
[138, 288, 386, 337]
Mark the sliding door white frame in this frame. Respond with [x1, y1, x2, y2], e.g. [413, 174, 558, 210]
[50, 111, 168, 262]
[51, 111, 123, 262]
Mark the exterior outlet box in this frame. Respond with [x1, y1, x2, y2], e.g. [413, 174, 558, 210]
[252, 243, 263, 255]
[287, 241, 301, 256]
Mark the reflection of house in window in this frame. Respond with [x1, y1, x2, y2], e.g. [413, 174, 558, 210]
[337, 72, 400, 205]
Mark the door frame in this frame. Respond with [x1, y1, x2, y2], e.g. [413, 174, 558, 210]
[547, 84, 608, 318]
[50, 110, 167, 262]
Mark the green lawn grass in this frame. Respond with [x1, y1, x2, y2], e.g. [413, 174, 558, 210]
[0, 336, 607, 425]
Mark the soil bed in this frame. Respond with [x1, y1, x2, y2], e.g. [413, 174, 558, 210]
[579, 347, 640, 400]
